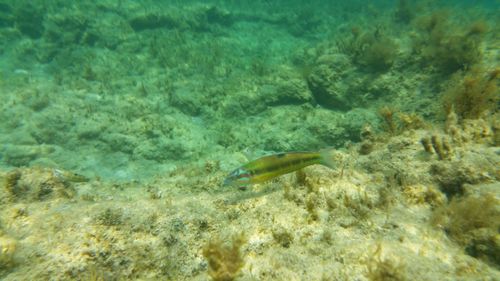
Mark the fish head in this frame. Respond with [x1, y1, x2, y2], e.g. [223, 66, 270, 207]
[223, 167, 252, 187]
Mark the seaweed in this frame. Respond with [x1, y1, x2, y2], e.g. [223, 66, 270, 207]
[3, 169, 21, 198]
[465, 229, 500, 269]
[338, 27, 399, 72]
[379, 107, 398, 135]
[414, 12, 488, 73]
[431, 193, 500, 266]
[203, 234, 246, 281]
[272, 227, 294, 248]
[431, 194, 499, 243]
[365, 243, 407, 281]
[305, 193, 319, 221]
[95, 208, 124, 226]
[359, 36, 399, 72]
[442, 67, 499, 120]
[359, 125, 375, 155]
[3, 168, 78, 202]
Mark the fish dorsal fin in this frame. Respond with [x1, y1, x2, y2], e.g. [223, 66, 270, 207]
[242, 148, 277, 160]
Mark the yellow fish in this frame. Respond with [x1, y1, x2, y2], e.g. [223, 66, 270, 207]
[224, 149, 337, 188]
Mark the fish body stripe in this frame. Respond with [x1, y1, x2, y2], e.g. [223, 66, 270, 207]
[242, 152, 321, 184]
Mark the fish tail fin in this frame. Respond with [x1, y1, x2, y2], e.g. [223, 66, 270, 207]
[319, 148, 341, 170]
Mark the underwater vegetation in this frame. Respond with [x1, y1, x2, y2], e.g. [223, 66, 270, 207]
[378, 107, 426, 136]
[95, 208, 124, 226]
[3, 168, 76, 202]
[431, 193, 500, 268]
[421, 135, 453, 161]
[413, 11, 488, 74]
[365, 243, 407, 281]
[337, 26, 399, 72]
[202, 234, 246, 281]
[442, 67, 499, 120]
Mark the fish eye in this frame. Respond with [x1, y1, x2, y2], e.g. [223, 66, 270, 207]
[224, 168, 251, 187]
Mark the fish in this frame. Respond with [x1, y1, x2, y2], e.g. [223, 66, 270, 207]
[224, 149, 337, 188]
[52, 169, 89, 183]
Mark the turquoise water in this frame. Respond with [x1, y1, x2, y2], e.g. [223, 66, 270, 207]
[0, 0, 498, 181]
[0, 1, 499, 280]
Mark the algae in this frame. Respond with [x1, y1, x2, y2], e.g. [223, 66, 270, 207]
[203, 234, 246, 281]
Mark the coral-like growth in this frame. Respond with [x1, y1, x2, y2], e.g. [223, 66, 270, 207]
[414, 12, 488, 73]
[398, 113, 426, 131]
[421, 135, 453, 160]
[203, 234, 246, 281]
[379, 108, 426, 136]
[420, 137, 433, 154]
[430, 135, 453, 160]
[442, 67, 499, 120]
[402, 184, 445, 206]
